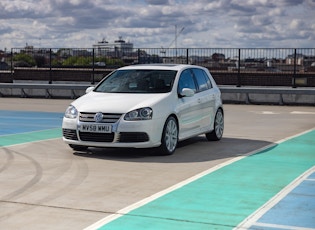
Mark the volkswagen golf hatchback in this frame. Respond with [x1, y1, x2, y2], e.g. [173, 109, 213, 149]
[62, 64, 224, 155]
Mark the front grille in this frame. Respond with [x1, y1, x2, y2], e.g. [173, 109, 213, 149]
[63, 129, 78, 140]
[78, 132, 114, 142]
[79, 112, 122, 123]
[119, 132, 149, 142]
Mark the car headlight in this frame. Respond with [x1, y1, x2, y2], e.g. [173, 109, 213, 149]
[64, 105, 78, 119]
[124, 107, 153, 121]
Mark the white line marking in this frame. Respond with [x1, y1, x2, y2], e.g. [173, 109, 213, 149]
[251, 222, 315, 230]
[235, 166, 315, 229]
[85, 128, 315, 230]
[273, 127, 315, 144]
[261, 111, 280, 115]
[291, 111, 315, 115]
[0, 127, 61, 138]
[0, 128, 62, 148]
[249, 111, 280, 115]
[84, 144, 276, 230]
[0, 137, 62, 149]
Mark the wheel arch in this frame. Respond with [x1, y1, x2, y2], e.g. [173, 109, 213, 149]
[217, 106, 224, 116]
[161, 113, 179, 137]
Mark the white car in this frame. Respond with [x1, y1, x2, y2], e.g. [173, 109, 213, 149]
[62, 64, 224, 155]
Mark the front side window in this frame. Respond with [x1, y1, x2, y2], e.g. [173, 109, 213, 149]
[177, 69, 197, 94]
[94, 69, 177, 93]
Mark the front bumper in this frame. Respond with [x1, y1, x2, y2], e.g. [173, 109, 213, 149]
[62, 117, 164, 148]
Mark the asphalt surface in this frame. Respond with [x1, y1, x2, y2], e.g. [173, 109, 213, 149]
[0, 98, 314, 229]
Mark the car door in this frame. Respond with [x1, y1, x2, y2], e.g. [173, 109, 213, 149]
[176, 69, 201, 139]
[191, 68, 216, 132]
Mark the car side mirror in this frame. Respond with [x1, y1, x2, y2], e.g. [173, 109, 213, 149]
[180, 88, 195, 97]
[85, 86, 95, 94]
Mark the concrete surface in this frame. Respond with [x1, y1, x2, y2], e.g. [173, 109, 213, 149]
[0, 98, 314, 229]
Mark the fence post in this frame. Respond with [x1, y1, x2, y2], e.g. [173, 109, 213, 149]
[237, 48, 241, 87]
[186, 49, 189, 64]
[137, 49, 141, 64]
[292, 48, 297, 88]
[10, 48, 14, 82]
[92, 48, 95, 84]
[49, 48, 52, 84]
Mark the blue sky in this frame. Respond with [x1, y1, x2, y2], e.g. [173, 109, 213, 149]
[0, 0, 314, 50]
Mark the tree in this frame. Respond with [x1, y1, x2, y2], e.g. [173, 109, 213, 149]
[62, 56, 92, 66]
[13, 53, 36, 67]
[34, 55, 46, 67]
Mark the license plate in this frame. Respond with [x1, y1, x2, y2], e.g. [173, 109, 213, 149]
[79, 124, 112, 133]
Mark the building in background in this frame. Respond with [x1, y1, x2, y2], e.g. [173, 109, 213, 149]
[92, 37, 134, 57]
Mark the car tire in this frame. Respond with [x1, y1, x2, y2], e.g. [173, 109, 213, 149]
[69, 144, 88, 151]
[158, 116, 178, 155]
[206, 108, 224, 141]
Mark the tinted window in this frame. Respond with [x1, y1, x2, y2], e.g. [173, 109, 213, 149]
[178, 69, 197, 93]
[95, 69, 177, 93]
[192, 68, 212, 91]
[202, 70, 213, 89]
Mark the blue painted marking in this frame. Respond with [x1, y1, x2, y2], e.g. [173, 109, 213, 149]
[249, 227, 285, 230]
[92, 130, 315, 230]
[0, 110, 64, 135]
[252, 172, 315, 229]
[309, 172, 315, 180]
[250, 227, 282, 230]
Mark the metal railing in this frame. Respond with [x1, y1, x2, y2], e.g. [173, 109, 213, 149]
[1, 47, 314, 86]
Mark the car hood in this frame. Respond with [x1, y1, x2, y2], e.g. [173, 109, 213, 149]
[72, 92, 171, 113]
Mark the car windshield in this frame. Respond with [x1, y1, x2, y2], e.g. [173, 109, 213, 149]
[94, 69, 177, 93]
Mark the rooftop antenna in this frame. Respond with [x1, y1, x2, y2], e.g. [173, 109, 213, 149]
[167, 25, 184, 57]
[167, 25, 185, 48]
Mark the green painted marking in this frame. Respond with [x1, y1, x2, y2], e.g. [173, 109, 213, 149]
[0, 128, 62, 147]
[98, 130, 315, 230]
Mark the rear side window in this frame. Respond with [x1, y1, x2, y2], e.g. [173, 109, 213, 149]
[192, 68, 212, 92]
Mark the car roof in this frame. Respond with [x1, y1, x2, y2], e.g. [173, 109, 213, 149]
[118, 64, 202, 71]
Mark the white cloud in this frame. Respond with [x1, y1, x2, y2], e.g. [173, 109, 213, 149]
[0, 0, 314, 50]
[289, 19, 305, 30]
